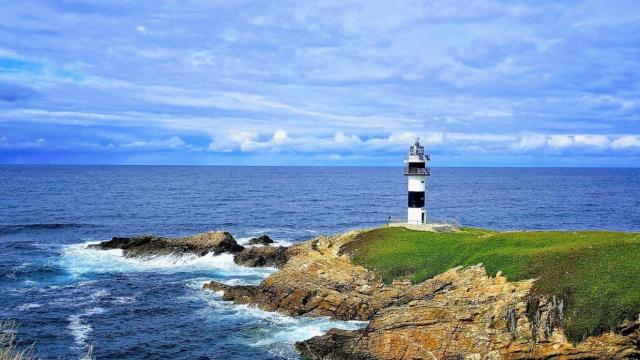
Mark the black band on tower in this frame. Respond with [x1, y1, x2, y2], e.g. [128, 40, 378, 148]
[408, 191, 425, 208]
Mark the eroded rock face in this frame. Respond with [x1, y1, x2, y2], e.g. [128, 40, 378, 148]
[204, 231, 393, 320]
[204, 230, 640, 360]
[296, 266, 640, 359]
[88, 231, 244, 257]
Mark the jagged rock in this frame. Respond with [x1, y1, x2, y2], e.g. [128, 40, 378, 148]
[295, 329, 370, 360]
[233, 246, 290, 268]
[204, 231, 392, 320]
[203, 281, 257, 303]
[88, 231, 244, 257]
[246, 235, 274, 245]
[297, 266, 640, 359]
[203, 230, 640, 359]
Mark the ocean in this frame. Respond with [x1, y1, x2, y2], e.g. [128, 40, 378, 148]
[1, 166, 639, 359]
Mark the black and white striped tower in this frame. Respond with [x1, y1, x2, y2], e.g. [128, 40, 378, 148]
[404, 138, 430, 224]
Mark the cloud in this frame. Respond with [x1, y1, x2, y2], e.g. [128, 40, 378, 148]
[1, 1, 640, 165]
[517, 134, 547, 149]
[0, 136, 46, 149]
[547, 135, 574, 149]
[573, 135, 609, 149]
[515, 134, 628, 151]
[611, 135, 640, 149]
[0, 81, 39, 102]
[272, 129, 288, 142]
[121, 136, 188, 150]
[204, 130, 640, 158]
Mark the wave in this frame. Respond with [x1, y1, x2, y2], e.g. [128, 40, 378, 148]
[67, 307, 105, 348]
[3, 262, 61, 280]
[237, 236, 295, 247]
[196, 289, 367, 359]
[0, 223, 100, 235]
[59, 242, 276, 279]
[15, 302, 42, 311]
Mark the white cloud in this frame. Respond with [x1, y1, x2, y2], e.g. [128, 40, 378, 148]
[333, 132, 362, 147]
[517, 134, 547, 149]
[611, 135, 640, 150]
[209, 131, 444, 155]
[208, 130, 290, 152]
[547, 135, 574, 149]
[0, 137, 47, 149]
[122, 136, 186, 150]
[573, 135, 609, 149]
[446, 133, 516, 142]
[471, 109, 514, 118]
[513, 134, 640, 152]
[136, 25, 147, 34]
[273, 129, 288, 142]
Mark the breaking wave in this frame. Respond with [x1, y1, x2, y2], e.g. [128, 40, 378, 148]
[194, 283, 368, 360]
[59, 242, 276, 279]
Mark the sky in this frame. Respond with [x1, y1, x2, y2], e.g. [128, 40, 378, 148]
[0, 0, 639, 166]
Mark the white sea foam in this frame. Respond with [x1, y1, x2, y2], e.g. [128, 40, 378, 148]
[196, 287, 367, 359]
[67, 307, 105, 348]
[60, 242, 276, 279]
[273, 239, 295, 247]
[16, 303, 42, 311]
[237, 237, 253, 245]
[111, 295, 136, 305]
[238, 236, 295, 247]
[89, 289, 109, 300]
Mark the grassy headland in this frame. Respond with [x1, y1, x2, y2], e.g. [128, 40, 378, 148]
[342, 227, 640, 342]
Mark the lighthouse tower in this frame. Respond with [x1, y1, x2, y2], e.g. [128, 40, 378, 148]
[404, 139, 430, 224]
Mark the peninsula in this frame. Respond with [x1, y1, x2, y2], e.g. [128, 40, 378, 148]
[89, 226, 640, 359]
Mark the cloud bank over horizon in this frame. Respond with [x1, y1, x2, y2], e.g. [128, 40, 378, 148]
[0, 0, 639, 166]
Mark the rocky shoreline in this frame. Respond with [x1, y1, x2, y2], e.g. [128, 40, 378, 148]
[89, 230, 640, 359]
[88, 232, 293, 268]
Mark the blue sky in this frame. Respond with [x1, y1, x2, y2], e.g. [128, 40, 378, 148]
[0, 0, 639, 166]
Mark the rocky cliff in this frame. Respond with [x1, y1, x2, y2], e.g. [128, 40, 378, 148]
[203, 230, 640, 359]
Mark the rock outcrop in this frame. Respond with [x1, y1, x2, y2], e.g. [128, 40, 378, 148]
[90, 231, 296, 270]
[88, 231, 244, 257]
[205, 231, 394, 319]
[204, 230, 640, 359]
[232, 245, 290, 268]
[296, 265, 640, 359]
[246, 235, 274, 245]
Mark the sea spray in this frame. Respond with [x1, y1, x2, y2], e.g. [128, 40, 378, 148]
[59, 242, 275, 279]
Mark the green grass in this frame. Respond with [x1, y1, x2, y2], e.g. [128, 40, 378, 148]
[342, 227, 640, 342]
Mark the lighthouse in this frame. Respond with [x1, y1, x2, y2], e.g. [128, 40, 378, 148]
[404, 138, 430, 224]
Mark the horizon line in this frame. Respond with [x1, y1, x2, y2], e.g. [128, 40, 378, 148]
[1, 164, 638, 169]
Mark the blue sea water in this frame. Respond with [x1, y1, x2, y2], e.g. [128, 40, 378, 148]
[1, 166, 639, 359]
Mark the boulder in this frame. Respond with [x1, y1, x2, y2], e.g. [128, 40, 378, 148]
[246, 235, 274, 245]
[233, 246, 290, 268]
[203, 281, 257, 304]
